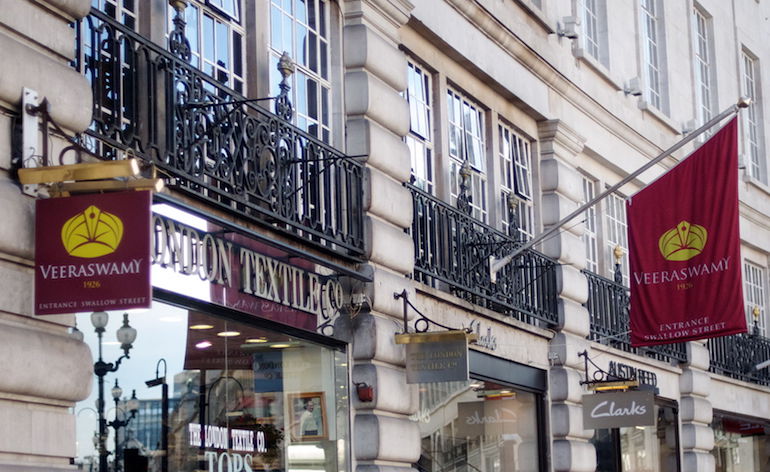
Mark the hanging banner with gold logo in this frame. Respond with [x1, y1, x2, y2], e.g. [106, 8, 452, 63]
[35, 191, 152, 314]
[627, 118, 746, 346]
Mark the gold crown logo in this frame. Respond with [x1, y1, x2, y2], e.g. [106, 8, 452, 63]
[658, 221, 707, 261]
[61, 205, 124, 258]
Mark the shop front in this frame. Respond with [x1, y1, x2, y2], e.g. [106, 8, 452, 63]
[410, 351, 548, 472]
[577, 353, 681, 472]
[712, 412, 770, 471]
[72, 200, 362, 472]
[589, 399, 680, 472]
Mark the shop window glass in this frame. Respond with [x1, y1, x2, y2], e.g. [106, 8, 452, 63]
[712, 415, 770, 472]
[74, 302, 349, 472]
[412, 379, 541, 472]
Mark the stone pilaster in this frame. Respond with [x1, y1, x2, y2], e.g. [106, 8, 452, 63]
[0, 0, 94, 469]
[680, 341, 715, 472]
[538, 120, 595, 472]
[342, 2, 418, 472]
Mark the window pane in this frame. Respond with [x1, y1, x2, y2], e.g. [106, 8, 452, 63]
[295, 0, 307, 24]
[216, 20, 229, 67]
[271, 6, 283, 50]
[309, 32, 318, 73]
[320, 42, 328, 79]
[203, 14, 215, 61]
[296, 25, 308, 66]
[233, 32, 242, 76]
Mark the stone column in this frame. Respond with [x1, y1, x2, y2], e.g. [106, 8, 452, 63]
[342, 2, 420, 472]
[680, 341, 715, 471]
[537, 120, 595, 472]
[0, 0, 94, 469]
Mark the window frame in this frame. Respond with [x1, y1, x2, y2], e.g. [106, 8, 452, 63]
[447, 87, 488, 222]
[171, 1, 246, 94]
[639, 0, 668, 113]
[406, 60, 435, 194]
[579, 0, 608, 67]
[692, 6, 715, 126]
[269, 0, 332, 142]
[605, 192, 629, 285]
[499, 122, 535, 240]
[581, 175, 599, 273]
[740, 48, 767, 183]
[744, 261, 767, 336]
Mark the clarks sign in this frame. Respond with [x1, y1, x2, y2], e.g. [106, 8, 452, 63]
[35, 191, 152, 314]
[582, 390, 655, 429]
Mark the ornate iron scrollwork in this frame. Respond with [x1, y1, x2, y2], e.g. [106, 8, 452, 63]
[456, 160, 473, 215]
[578, 350, 636, 387]
[407, 182, 559, 326]
[168, 1, 191, 61]
[77, 8, 365, 258]
[394, 290, 469, 334]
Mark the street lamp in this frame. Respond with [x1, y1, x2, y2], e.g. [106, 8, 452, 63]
[145, 359, 169, 472]
[91, 311, 137, 472]
[108, 381, 139, 472]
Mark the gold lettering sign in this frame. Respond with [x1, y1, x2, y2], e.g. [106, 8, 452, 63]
[658, 220, 707, 261]
[61, 205, 124, 258]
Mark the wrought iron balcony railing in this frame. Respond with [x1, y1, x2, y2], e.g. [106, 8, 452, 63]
[708, 333, 770, 386]
[75, 9, 364, 258]
[584, 270, 687, 363]
[408, 183, 559, 326]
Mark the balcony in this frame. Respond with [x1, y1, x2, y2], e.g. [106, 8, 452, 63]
[708, 332, 770, 386]
[585, 271, 770, 386]
[407, 183, 559, 326]
[74, 9, 364, 259]
[584, 270, 687, 363]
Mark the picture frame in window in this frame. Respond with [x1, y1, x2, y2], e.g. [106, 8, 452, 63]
[288, 392, 327, 441]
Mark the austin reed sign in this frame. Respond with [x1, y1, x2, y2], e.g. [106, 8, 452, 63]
[627, 118, 746, 346]
[35, 191, 152, 315]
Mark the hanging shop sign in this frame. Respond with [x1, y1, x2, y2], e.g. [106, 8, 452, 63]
[607, 361, 658, 388]
[582, 390, 655, 429]
[397, 331, 470, 384]
[35, 191, 152, 314]
[151, 213, 344, 331]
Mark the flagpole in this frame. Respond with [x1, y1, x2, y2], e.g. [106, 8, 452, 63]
[489, 97, 751, 283]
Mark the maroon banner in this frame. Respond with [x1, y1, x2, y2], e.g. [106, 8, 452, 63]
[627, 118, 746, 346]
[35, 191, 152, 314]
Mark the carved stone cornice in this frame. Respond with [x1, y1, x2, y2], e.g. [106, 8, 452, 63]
[343, 0, 415, 42]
